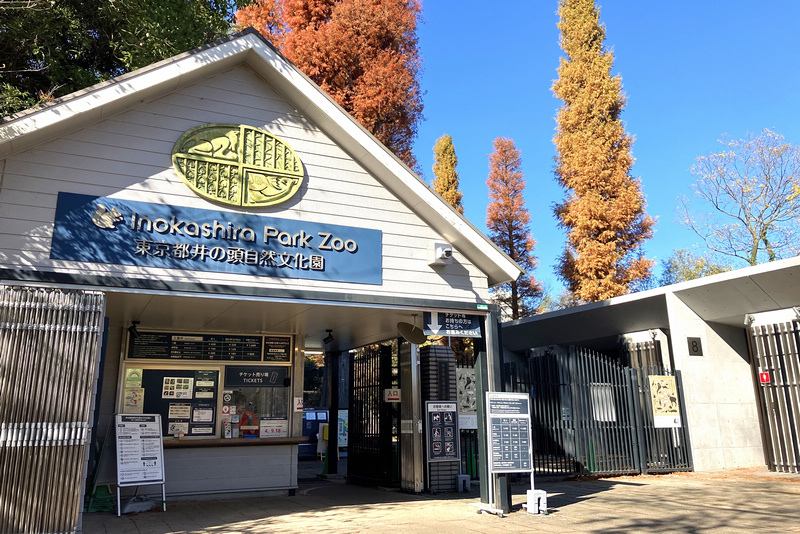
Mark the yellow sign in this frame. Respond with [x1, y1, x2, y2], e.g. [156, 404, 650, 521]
[172, 124, 304, 207]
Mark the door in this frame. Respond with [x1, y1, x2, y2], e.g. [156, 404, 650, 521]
[347, 343, 399, 485]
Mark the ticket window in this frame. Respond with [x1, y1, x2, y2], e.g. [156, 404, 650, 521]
[228, 387, 289, 437]
[222, 365, 292, 438]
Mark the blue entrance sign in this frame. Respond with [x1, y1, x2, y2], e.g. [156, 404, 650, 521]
[422, 312, 481, 337]
[50, 192, 382, 285]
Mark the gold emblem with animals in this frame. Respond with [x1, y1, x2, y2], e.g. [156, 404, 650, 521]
[172, 124, 304, 207]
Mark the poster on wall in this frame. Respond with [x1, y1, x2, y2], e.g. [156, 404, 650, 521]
[123, 388, 144, 414]
[456, 367, 477, 429]
[124, 368, 143, 389]
[338, 410, 348, 447]
[649, 375, 682, 428]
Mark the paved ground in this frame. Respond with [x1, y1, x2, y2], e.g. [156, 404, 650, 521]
[81, 462, 800, 533]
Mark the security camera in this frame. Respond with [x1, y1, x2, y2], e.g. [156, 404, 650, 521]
[429, 243, 454, 266]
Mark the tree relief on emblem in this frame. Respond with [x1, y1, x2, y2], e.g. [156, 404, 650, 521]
[172, 124, 304, 207]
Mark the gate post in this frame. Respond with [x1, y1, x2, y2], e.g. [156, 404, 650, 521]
[475, 311, 511, 513]
[627, 368, 647, 474]
[326, 350, 341, 475]
[674, 370, 694, 471]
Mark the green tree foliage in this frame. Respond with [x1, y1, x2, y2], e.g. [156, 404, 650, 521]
[432, 134, 463, 214]
[237, 0, 424, 170]
[486, 137, 543, 320]
[659, 249, 731, 286]
[0, 0, 247, 118]
[552, 0, 654, 303]
[680, 129, 800, 266]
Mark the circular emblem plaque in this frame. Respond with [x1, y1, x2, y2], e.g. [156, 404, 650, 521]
[172, 124, 304, 207]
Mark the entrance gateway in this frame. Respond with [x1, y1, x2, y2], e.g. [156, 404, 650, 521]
[0, 30, 522, 532]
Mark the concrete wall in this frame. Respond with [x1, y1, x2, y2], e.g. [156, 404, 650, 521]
[666, 293, 764, 470]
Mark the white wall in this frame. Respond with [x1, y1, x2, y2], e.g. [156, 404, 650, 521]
[666, 293, 765, 470]
[0, 64, 489, 304]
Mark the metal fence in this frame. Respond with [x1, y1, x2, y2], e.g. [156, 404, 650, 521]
[522, 345, 692, 476]
[748, 322, 800, 473]
[0, 286, 105, 534]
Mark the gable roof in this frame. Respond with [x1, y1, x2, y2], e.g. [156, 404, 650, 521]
[0, 29, 522, 287]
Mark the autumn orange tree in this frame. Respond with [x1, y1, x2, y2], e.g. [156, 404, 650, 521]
[432, 134, 463, 213]
[486, 137, 542, 320]
[236, 0, 423, 169]
[552, 0, 654, 302]
[235, 0, 285, 48]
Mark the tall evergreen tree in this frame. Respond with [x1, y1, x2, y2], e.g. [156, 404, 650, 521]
[552, 0, 654, 302]
[432, 134, 463, 214]
[486, 137, 542, 320]
[237, 0, 423, 170]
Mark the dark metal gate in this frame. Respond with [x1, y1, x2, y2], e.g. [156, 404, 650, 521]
[0, 287, 105, 533]
[348, 344, 398, 486]
[747, 321, 800, 473]
[523, 344, 692, 476]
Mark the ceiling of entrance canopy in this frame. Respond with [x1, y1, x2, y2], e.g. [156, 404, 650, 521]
[105, 291, 431, 352]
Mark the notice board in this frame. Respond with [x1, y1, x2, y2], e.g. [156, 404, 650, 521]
[126, 367, 220, 438]
[425, 401, 460, 462]
[115, 414, 165, 487]
[486, 392, 533, 473]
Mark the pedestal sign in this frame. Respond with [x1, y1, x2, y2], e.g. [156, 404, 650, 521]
[114, 414, 166, 516]
[486, 392, 532, 473]
[477, 393, 544, 517]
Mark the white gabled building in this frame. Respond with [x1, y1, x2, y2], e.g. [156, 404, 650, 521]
[0, 29, 522, 530]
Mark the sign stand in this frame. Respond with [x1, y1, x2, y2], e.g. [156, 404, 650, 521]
[424, 401, 461, 491]
[114, 414, 166, 516]
[473, 392, 546, 517]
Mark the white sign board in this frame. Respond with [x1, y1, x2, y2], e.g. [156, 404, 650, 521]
[115, 414, 165, 487]
[384, 388, 401, 402]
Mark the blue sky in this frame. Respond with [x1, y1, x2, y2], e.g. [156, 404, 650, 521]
[412, 1, 800, 295]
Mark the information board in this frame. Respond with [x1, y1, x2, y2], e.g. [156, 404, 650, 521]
[486, 392, 533, 473]
[115, 414, 165, 487]
[128, 331, 263, 361]
[425, 401, 460, 462]
[262, 336, 293, 363]
[422, 312, 481, 337]
[135, 368, 220, 437]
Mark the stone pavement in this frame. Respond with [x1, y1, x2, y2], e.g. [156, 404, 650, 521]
[81, 462, 800, 533]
